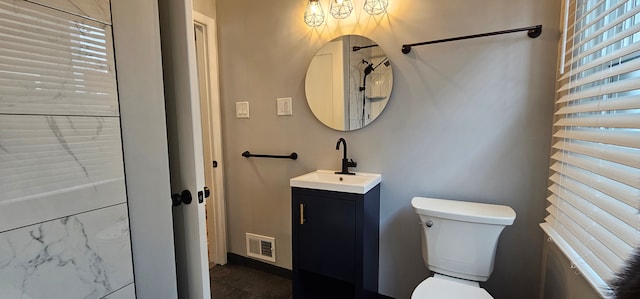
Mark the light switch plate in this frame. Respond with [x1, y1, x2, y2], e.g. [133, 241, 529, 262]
[236, 101, 249, 118]
[277, 97, 292, 116]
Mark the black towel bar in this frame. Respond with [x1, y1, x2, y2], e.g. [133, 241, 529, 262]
[242, 151, 298, 160]
[401, 25, 542, 54]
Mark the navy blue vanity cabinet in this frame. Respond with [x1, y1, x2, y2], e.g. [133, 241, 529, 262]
[292, 185, 380, 299]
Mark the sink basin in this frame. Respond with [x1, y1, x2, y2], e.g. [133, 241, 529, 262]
[290, 170, 381, 194]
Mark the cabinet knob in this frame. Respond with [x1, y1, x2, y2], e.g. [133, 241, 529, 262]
[300, 203, 305, 225]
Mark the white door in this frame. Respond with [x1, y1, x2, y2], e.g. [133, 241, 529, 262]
[193, 11, 228, 266]
[158, 0, 210, 298]
[305, 40, 346, 130]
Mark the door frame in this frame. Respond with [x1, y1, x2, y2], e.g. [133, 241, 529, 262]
[192, 11, 228, 266]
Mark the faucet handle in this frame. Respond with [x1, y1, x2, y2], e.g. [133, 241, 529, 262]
[347, 159, 357, 168]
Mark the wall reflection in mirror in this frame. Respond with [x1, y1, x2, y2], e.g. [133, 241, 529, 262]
[305, 35, 393, 131]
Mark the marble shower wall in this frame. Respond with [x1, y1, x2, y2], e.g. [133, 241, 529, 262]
[347, 35, 392, 130]
[0, 204, 133, 299]
[0, 0, 135, 298]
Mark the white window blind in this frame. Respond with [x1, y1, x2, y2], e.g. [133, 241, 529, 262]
[540, 0, 640, 297]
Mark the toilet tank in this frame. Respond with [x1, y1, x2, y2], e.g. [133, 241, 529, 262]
[411, 197, 516, 282]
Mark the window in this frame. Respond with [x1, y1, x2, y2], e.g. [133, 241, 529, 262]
[540, 0, 640, 297]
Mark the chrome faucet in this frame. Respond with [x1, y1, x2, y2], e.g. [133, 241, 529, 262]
[335, 138, 357, 175]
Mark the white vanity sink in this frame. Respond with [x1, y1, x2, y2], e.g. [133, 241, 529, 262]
[290, 170, 381, 194]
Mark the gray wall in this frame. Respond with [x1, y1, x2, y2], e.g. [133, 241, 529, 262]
[216, 0, 560, 298]
[193, 0, 216, 18]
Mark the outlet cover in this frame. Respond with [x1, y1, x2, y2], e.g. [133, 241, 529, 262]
[236, 101, 249, 118]
[277, 97, 292, 116]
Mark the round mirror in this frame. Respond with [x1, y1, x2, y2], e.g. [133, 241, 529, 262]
[305, 35, 393, 131]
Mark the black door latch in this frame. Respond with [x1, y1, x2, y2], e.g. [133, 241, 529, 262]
[171, 190, 192, 206]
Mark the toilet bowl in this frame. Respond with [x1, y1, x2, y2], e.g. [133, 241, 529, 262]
[410, 197, 516, 299]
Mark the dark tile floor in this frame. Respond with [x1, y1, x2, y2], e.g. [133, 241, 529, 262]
[210, 264, 292, 299]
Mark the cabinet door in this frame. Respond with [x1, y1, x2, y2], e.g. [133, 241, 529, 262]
[298, 193, 356, 283]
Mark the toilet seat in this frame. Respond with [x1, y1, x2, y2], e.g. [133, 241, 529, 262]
[411, 277, 493, 299]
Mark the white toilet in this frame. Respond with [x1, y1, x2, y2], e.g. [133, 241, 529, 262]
[410, 197, 516, 299]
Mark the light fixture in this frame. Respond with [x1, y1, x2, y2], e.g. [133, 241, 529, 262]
[304, 0, 325, 27]
[363, 0, 388, 15]
[330, 0, 353, 19]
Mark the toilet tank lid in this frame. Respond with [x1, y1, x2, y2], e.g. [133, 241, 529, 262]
[411, 197, 516, 225]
